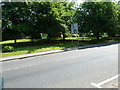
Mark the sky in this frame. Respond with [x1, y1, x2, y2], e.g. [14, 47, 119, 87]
[76, 0, 84, 3]
[69, 0, 84, 4]
[0, 0, 119, 4]
[69, 0, 120, 3]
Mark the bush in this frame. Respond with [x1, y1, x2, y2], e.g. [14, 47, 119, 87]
[2, 46, 14, 52]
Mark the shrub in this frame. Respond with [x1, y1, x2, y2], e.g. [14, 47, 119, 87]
[2, 46, 14, 52]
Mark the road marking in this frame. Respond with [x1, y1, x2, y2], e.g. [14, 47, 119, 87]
[91, 83, 102, 88]
[97, 75, 119, 86]
[91, 75, 119, 88]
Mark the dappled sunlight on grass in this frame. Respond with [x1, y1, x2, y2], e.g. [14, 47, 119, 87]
[1, 37, 118, 57]
[1, 39, 31, 44]
[1, 42, 79, 57]
[65, 37, 95, 40]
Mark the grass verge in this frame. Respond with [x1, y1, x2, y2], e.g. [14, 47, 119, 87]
[1, 41, 91, 57]
[1, 37, 118, 58]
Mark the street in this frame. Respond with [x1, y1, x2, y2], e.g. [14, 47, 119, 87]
[2, 43, 118, 88]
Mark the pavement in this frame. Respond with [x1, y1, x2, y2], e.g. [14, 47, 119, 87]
[1, 41, 119, 88]
[0, 41, 119, 62]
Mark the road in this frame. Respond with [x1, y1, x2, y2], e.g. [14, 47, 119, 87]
[2, 43, 118, 88]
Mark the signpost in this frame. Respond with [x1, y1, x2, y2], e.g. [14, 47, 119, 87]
[71, 23, 78, 34]
[71, 23, 79, 47]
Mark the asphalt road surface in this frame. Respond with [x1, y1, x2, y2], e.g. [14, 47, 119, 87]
[2, 43, 118, 88]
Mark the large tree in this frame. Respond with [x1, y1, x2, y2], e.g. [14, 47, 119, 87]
[2, 2, 28, 43]
[2, 2, 75, 42]
[75, 1, 119, 39]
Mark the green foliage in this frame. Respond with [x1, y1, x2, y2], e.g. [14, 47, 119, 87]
[2, 2, 76, 41]
[2, 46, 14, 52]
[2, 1, 119, 42]
[2, 2, 27, 41]
[75, 2, 120, 39]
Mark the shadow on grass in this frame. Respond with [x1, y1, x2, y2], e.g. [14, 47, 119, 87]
[2, 38, 119, 56]
[2, 39, 48, 48]
[2, 40, 83, 54]
[62, 39, 119, 51]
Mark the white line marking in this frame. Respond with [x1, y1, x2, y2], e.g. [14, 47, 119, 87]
[91, 83, 102, 88]
[91, 75, 119, 88]
[97, 75, 119, 86]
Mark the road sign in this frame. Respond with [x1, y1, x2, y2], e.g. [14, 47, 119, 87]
[71, 23, 78, 34]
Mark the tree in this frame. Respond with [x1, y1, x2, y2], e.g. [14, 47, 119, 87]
[33, 2, 75, 40]
[2, 2, 27, 43]
[2, 2, 76, 42]
[75, 1, 119, 39]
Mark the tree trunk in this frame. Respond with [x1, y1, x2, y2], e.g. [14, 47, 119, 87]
[14, 39, 17, 44]
[62, 31, 65, 41]
[47, 33, 52, 41]
[96, 35, 99, 40]
[31, 37, 34, 43]
[96, 32, 100, 40]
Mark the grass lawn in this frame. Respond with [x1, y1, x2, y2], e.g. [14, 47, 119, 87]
[1, 39, 31, 44]
[65, 37, 95, 40]
[1, 41, 91, 57]
[0, 37, 117, 57]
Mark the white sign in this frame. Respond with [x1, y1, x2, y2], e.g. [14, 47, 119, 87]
[71, 23, 78, 34]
